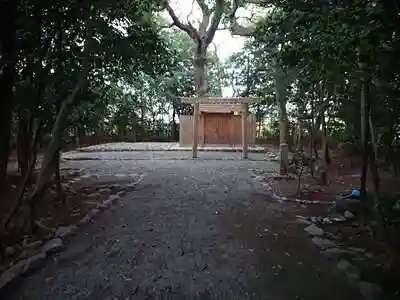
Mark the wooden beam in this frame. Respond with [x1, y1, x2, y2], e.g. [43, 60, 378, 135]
[181, 97, 260, 104]
[192, 102, 200, 158]
[242, 103, 249, 159]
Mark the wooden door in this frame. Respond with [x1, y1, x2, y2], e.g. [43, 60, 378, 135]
[203, 113, 231, 144]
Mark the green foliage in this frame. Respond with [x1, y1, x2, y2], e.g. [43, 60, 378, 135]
[9, 0, 174, 145]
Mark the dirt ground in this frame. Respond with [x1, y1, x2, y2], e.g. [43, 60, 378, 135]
[267, 150, 400, 298]
[0, 150, 365, 299]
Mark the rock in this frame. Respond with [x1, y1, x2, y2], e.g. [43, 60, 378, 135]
[88, 192, 101, 198]
[5, 246, 15, 257]
[24, 240, 42, 250]
[97, 202, 109, 209]
[41, 238, 63, 254]
[337, 260, 360, 281]
[332, 216, 347, 222]
[365, 253, 374, 259]
[18, 249, 35, 260]
[117, 191, 127, 197]
[322, 217, 333, 224]
[0, 252, 46, 289]
[324, 232, 339, 240]
[352, 256, 365, 263]
[304, 224, 324, 236]
[55, 225, 78, 239]
[87, 208, 100, 219]
[346, 266, 361, 281]
[296, 216, 312, 226]
[337, 260, 351, 271]
[108, 194, 119, 202]
[348, 247, 366, 254]
[79, 215, 92, 225]
[392, 200, 400, 211]
[22, 252, 46, 272]
[344, 210, 355, 219]
[312, 237, 336, 249]
[322, 248, 353, 258]
[359, 281, 382, 300]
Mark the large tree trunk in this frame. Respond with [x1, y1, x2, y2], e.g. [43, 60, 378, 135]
[194, 46, 207, 96]
[0, 0, 16, 189]
[274, 64, 289, 175]
[360, 76, 369, 198]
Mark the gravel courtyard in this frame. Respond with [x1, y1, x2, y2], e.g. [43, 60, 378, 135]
[3, 151, 361, 299]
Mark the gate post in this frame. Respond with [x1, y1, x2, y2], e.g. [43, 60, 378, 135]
[241, 103, 249, 159]
[192, 101, 200, 158]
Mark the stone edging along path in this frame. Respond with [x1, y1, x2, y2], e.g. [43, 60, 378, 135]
[77, 147, 267, 153]
[256, 174, 383, 300]
[296, 215, 383, 300]
[74, 142, 267, 153]
[0, 178, 143, 293]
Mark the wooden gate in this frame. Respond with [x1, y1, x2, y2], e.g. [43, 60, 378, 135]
[203, 113, 231, 144]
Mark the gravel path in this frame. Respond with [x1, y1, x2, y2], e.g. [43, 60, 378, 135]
[3, 152, 360, 299]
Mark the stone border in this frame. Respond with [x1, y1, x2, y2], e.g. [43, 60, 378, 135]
[76, 147, 267, 153]
[254, 169, 383, 299]
[63, 156, 279, 162]
[271, 193, 334, 205]
[0, 178, 141, 293]
[296, 215, 383, 299]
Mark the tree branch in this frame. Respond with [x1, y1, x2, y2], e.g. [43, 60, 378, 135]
[199, 12, 210, 38]
[204, 0, 225, 46]
[187, 0, 196, 23]
[228, 0, 256, 37]
[196, 0, 211, 15]
[164, 0, 200, 42]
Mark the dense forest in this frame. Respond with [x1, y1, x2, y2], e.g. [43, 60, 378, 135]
[1, 0, 400, 289]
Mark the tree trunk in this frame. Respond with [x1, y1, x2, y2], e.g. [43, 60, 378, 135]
[28, 75, 86, 232]
[194, 46, 207, 96]
[274, 63, 289, 175]
[322, 115, 331, 165]
[320, 110, 329, 185]
[54, 148, 63, 200]
[3, 120, 41, 230]
[360, 76, 369, 198]
[369, 111, 380, 194]
[17, 113, 34, 179]
[0, 0, 16, 190]
[310, 96, 319, 160]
